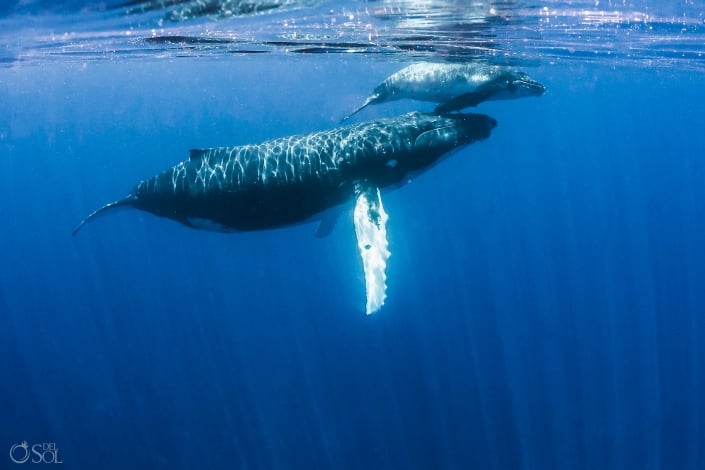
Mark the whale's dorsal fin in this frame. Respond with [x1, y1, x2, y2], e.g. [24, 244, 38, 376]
[189, 149, 207, 161]
[353, 182, 390, 315]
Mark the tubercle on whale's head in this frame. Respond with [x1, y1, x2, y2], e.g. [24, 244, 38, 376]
[506, 71, 546, 97]
[450, 112, 497, 143]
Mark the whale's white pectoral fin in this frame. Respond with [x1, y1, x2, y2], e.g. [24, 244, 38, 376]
[353, 183, 391, 315]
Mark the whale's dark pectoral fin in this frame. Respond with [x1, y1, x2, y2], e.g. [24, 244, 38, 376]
[71, 196, 136, 236]
[353, 182, 390, 315]
[435, 89, 494, 113]
[315, 211, 340, 238]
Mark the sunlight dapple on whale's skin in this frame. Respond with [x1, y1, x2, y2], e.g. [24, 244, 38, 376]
[73, 111, 497, 314]
[341, 62, 546, 122]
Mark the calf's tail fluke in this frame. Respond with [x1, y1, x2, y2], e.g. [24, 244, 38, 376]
[72, 196, 136, 236]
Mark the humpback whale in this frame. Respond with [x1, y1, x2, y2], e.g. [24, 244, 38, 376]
[73, 111, 496, 314]
[342, 62, 545, 121]
[116, 0, 301, 21]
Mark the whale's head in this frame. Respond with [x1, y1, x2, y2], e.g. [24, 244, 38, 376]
[410, 112, 497, 153]
[363, 111, 496, 182]
[494, 70, 546, 99]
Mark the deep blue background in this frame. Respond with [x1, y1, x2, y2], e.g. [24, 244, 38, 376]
[1, 57, 704, 469]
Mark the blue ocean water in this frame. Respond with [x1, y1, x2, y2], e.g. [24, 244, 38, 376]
[1, 1, 705, 469]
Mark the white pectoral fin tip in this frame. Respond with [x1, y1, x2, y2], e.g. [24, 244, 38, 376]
[354, 186, 391, 315]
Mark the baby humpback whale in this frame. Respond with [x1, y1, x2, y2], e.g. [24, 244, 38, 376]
[342, 62, 545, 121]
[73, 111, 496, 314]
[116, 0, 301, 21]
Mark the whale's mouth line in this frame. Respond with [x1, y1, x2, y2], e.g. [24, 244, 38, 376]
[514, 78, 547, 94]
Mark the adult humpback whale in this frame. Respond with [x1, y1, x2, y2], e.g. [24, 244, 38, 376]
[73, 111, 496, 314]
[342, 62, 545, 121]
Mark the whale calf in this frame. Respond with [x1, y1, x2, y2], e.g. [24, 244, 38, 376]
[116, 0, 300, 21]
[74, 111, 496, 314]
[342, 62, 545, 121]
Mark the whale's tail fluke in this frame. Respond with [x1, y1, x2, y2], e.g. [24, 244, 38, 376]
[72, 195, 136, 236]
[340, 94, 381, 123]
